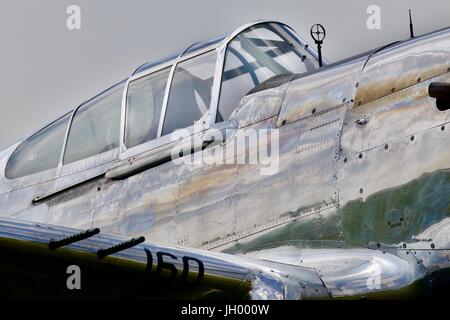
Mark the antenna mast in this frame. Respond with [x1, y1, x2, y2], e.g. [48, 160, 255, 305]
[409, 10, 415, 38]
[310, 24, 326, 68]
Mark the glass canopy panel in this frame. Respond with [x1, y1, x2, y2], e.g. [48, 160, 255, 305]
[162, 50, 217, 136]
[5, 113, 71, 179]
[133, 51, 179, 76]
[217, 23, 316, 122]
[125, 67, 171, 148]
[64, 82, 124, 164]
[183, 35, 226, 55]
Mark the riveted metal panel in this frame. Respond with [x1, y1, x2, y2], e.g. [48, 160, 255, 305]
[175, 162, 239, 249]
[336, 124, 450, 249]
[339, 124, 450, 204]
[354, 29, 450, 107]
[342, 73, 450, 155]
[5, 181, 55, 219]
[276, 59, 364, 126]
[230, 82, 290, 128]
[230, 104, 346, 250]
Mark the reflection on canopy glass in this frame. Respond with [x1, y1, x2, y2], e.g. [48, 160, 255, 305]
[6, 114, 70, 179]
[126, 67, 171, 148]
[162, 51, 217, 136]
[64, 82, 124, 164]
[217, 23, 316, 122]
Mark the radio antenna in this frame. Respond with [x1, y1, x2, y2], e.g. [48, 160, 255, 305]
[409, 10, 415, 38]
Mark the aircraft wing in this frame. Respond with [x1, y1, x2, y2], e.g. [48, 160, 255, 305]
[0, 216, 448, 299]
[0, 217, 327, 299]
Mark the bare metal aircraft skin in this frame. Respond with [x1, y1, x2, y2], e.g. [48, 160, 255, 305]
[0, 20, 450, 299]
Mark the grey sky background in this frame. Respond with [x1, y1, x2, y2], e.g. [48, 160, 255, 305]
[0, 0, 449, 149]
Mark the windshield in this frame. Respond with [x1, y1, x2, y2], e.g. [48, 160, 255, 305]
[217, 22, 317, 122]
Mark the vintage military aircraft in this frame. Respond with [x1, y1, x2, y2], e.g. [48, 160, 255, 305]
[1, 19, 450, 299]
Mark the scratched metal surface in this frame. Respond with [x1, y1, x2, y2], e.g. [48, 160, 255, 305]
[277, 57, 365, 126]
[0, 24, 450, 299]
[354, 28, 450, 107]
[231, 82, 290, 129]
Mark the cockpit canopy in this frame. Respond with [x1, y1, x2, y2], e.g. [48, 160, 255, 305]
[5, 21, 320, 180]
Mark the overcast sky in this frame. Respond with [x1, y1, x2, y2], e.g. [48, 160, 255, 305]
[0, 0, 449, 149]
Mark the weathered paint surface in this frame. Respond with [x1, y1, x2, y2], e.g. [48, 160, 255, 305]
[1, 26, 450, 299]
